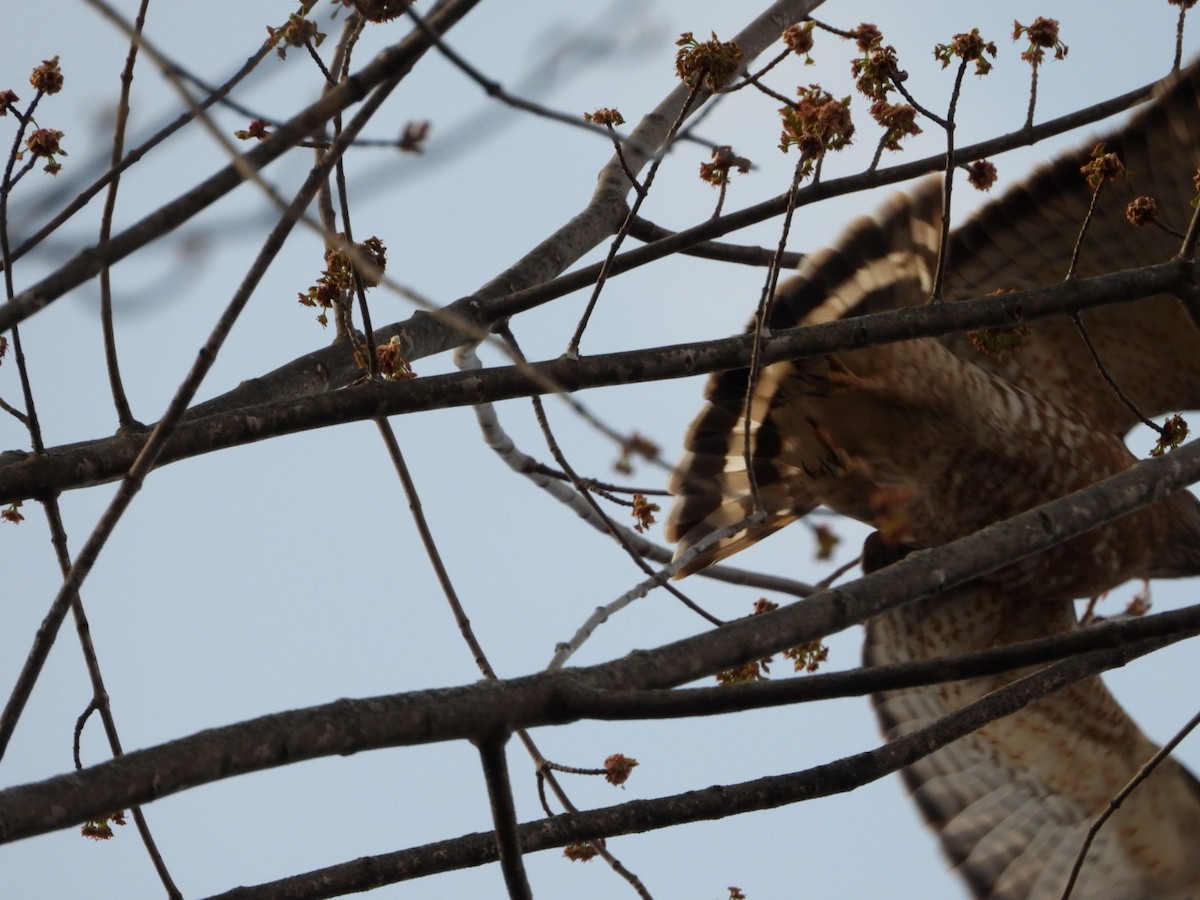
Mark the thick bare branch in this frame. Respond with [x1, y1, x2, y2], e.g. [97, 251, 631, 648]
[202, 636, 1192, 899]
[3, 258, 1193, 503]
[2, 439, 1198, 844]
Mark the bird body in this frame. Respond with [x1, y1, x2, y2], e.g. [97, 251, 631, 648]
[666, 63, 1200, 897]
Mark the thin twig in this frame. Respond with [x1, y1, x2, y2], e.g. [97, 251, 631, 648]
[0, 67, 406, 760]
[1024, 59, 1041, 130]
[377, 409, 651, 897]
[404, 3, 688, 151]
[96, 0, 151, 430]
[1065, 181, 1104, 281]
[521, 739, 652, 900]
[726, 47, 791, 92]
[743, 156, 808, 515]
[375, 420, 495, 673]
[624, 216, 805, 269]
[1173, 198, 1200, 329]
[0, 92, 46, 454]
[1060, 706, 1200, 899]
[1062, 169, 1161, 432]
[524, 462, 668, 499]
[892, 74, 951, 130]
[929, 57, 969, 301]
[565, 82, 705, 358]
[1178, 186, 1200, 261]
[1070, 312, 1160, 433]
[502, 327, 722, 626]
[731, 56, 796, 106]
[0, 396, 29, 424]
[601, 121, 644, 196]
[46, 496, 181, 898]
[332, 30, 380, 374]
[554, 391, 675, 477]
[546, 515, 764, 671]
[812, 553, 862, 590]
[1176, 4, 1189, 74]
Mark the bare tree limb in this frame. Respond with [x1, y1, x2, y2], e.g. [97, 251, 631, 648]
[197, 633, 1182, 900]
[3, 257, 1193, 503]
[3, 437, 1198, 844]
[475, 734, 532, 900]
[0, 0, 487, 334]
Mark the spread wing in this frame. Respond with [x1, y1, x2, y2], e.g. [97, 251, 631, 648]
[864, 582, 1200, 899]
[941, 63, 1200, 436]
[664, 184, 944, 574]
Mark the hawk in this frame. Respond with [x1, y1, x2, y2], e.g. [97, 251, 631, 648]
[666, 64, 1200, 898]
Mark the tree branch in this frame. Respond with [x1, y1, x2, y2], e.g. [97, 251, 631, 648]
[3, 258, 1194, 503]
[0, 0, 487, 334]
[3, 438, 1198, 844]
[198, 633, 1180, 900]
[169, 71, 1167, 426]
[475, 734, 531, 900]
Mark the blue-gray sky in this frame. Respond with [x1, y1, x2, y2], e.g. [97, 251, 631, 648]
[3, 3, 1198, 898]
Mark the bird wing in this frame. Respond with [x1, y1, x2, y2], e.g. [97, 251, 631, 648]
[665, 184, 943, 574]
[667, 62, 1200, 575]
[665, 59, 1200, 899]
[864, 581, 1200, 899]
[941, 63, 1200, 436]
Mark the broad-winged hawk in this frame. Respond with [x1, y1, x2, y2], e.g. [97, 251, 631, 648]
[667, 64, 1200, 898]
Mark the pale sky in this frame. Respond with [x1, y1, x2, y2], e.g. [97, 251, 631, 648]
[3, 2, 1198, 898]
